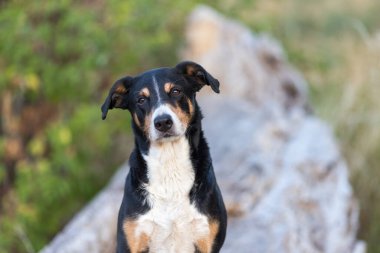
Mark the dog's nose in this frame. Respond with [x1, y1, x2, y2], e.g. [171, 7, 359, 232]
[154, 114, 173, 132]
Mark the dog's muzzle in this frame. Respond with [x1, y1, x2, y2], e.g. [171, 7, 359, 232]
[150, 104, 185, 141]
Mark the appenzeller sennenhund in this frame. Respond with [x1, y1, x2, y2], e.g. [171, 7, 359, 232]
[101, 61, 227, 253]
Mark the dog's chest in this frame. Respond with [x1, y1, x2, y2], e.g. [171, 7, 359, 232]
[137, 137, 209, 253]
[143, 137, 195, 201]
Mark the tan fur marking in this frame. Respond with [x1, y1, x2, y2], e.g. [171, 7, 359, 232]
[186, 65, 196, 76]
[187, 98, 194, 116]
[196, 220, 220, 253]
[144, 111, 153, 137]
[123, 219, 150, 253]
[169, 104, 191, 127]
[133, 113, 141, 128]
[164, 82, 175, 93]
[115, 84, 127, 94]
[140, 87, 150, 97]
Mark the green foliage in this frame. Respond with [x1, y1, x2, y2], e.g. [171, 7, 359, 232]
[0, 0, 114, 250]
[12, 104, 130, 250]
[0, 0, 202, 252]
[1, 0, 379, 252]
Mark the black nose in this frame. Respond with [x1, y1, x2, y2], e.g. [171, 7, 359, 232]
[154, 114, 173, 132]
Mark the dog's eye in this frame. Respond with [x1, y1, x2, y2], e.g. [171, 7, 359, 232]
[170, 88, 182, 97]
[137, 97, 146, 105]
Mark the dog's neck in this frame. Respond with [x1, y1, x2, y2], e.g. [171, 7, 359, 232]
[129, 104, 213, 201]
[143, 137, 194, 202]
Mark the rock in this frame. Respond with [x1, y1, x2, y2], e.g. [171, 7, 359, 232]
[41, 5, 364, 253]
[40, 167, 126, 253]
[184, 6, 364, 253]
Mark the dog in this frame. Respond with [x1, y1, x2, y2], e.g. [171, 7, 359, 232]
[101, 61, 227, 253]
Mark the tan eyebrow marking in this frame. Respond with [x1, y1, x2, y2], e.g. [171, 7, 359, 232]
[139, 87, 150, 97]
[164, 82, 175, 93]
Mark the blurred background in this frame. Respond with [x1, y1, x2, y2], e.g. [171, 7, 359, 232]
[0, 0, 379, 252]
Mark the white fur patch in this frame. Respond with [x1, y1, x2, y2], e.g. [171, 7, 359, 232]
[152, 75, 161, 103]
[139, 137, 210, 253]
[150, 104, 186, 142]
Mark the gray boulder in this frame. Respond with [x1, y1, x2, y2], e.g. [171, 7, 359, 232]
[184, 6, 364, 253]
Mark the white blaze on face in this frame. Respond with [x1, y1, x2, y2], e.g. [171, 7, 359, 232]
[152, 75, 162, 103]
[150, 104, 186, 142]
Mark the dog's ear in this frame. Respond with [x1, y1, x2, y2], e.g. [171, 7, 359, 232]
[101, 76, 133, 120]
[175, 61, 220, 93]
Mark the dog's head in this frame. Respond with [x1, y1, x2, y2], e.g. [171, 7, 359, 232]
[101, 61, 219, 142]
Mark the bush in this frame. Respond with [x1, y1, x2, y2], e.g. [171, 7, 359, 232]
[0, 0, 201, 251]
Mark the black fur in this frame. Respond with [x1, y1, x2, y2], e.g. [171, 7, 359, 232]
[102, 61, 227, 253]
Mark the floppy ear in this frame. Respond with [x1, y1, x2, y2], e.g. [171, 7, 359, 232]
[101, 76, 133, 120]
[175, 61, 220, 93]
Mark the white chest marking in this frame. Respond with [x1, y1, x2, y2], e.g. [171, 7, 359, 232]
[138, 137, 210, 253]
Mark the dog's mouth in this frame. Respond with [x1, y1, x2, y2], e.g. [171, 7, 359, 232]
[163, 133, 173, 138]
[154, 132, 182, 142]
